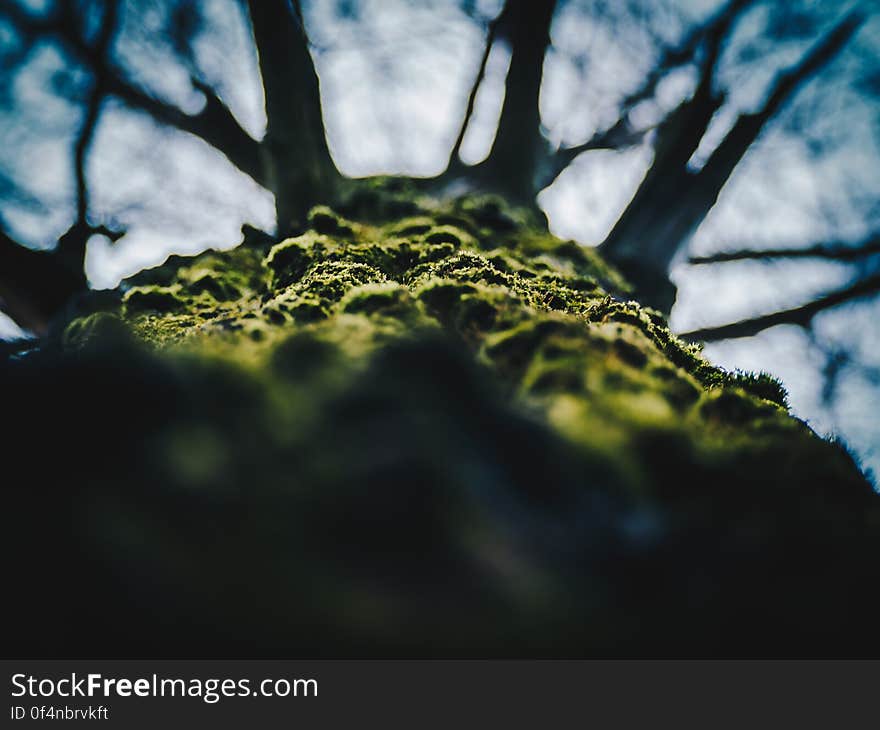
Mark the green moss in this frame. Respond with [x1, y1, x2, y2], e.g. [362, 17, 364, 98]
[105, 191, 821, 462]
[612, 337, 649, 369]
[62, 311, 130, 351]
[339, 282, 415, 319]
[123, 285, 186, 314]
[186, 271, 241, 301]
[384, 216, 436, 237]
[728, 370, 789, 408]
[700, 388, 780, 425]
[307, 205, 357, 238]
[265, 232, 327, 288]
[408, 251, 513, 289]
[287, 296, 329, 323]
[454, 194, 523, 232]
[484, 319, 579, 378]
[422, 224, 470, 249]
[14, 183, 875, 657]
[105, 192, 815, 455]
[296, 260, 387, 303]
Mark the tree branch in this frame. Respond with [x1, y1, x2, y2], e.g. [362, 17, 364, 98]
[620, 0, 755, 110]
[540, 119, 652, 188]
[541, 0, 754, 189]
[689, 235, 880, 264]
[680, 272, 880, 342]
[56, 0, 126, 273]
[598, 9, 862, 306]
[595, 16, 732, 277]
[0, 3, 131, 331]
[446, 7, 505, 173]
[102, 73, 264, 185]
[0, 1, 264, 187]
[73, 1, 118, 226]
[692, 12, 863, 209]
[468, 0, 558, 202]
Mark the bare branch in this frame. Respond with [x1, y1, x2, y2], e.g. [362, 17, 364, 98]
[620, 0, 755, 109]
[598, 9, 863, 306]
[446, 7, 505, 173]
[761, 13, 864, 125]
[0, 3, 132, 331]
[0, 1, 264, 187]
[54, 0, 126, 275]
[541, 0, 754, 189]
[680, 272, 880, 342]
[596, 43, 727, 276]
[693, 12, 864, 206]
[689, 235, 880, 264]
[73, 1, 119, 225]
[540, 119, 652, 188]
[102, 74, 264, 185]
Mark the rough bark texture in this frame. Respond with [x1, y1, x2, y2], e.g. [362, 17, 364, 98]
[5, 182, 877, 657]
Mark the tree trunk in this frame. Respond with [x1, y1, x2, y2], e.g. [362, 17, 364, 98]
[469, 0, 557, 203]
[6, 184, 876, 657]
[247, 0, 341, 234]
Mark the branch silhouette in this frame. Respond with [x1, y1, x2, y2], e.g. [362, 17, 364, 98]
[681, 272, 880, 342]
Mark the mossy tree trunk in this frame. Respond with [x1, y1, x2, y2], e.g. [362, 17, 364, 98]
[1, 1, 878, 657]
[5, 184, 878, 657]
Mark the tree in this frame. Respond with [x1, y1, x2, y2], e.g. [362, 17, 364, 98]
[1, 0, 879, 656]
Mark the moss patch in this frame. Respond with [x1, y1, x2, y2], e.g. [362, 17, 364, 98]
[96, 191, 859, 495]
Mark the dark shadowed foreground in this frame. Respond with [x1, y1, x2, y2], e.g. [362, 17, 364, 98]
[4, 185, 878, 658]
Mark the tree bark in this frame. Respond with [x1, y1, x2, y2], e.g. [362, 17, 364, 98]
[470, 0, 557, 203]
[598, 12, 862, 311]
[247, 0, 341, 234]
